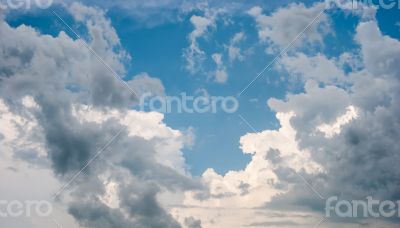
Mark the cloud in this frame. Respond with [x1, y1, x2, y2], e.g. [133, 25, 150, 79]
[175, 7, 400, 227]
[2, 2, 400, 228]
[172, 112, 323, 226]
[0, 3, 200, 228]
[183, 12, 217, 74]
[248, 2, 330, 51]
[246, 220, 300, 227]
[356, 21, 400, 77]
[226, 32, 246, 62]
[264, 17, 400, 225]
[184, 216, 202, 228]
[68, 181, 183, 228]
[0, 98, 79, 228]
[277, 52, 346, 85]
[129, 72, 165, 96]
[317, 106, 359, 138]
[211, 53, 228, 83]
[258, 28, 399, 228]
[59, 0, 297, 28]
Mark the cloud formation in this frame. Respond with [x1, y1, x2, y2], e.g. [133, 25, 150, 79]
[183, 10, 218, 74]
[248, 2, 330, 51]
[174, 4, 400, 228]
[1, 1, 400, 228]
[211, 53, 228, 83]
[0, 3, 199, 228]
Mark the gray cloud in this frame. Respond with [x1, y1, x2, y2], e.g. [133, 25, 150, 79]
[246, 220, 300, 227]
[184, 216, 202, 228]
[0, 3, 198, 228]
[264, 20, 400, 226]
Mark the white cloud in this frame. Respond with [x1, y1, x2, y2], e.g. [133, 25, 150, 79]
[72, 104, 187, 172]
[317, 105, 359, 138]
[184, 13, 217, 74]
[211, 53, 228, 83]
[248, 2, 330, 51]
[68, 2, 129, 74]
[226, 32, 246, 62]
[356, 21, 400, 77]
[171, 206, 323, 228]
[172, 112, 323, 227]
[278, 52, 346, 85]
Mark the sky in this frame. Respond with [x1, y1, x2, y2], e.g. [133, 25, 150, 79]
[0, 0, 400, 227]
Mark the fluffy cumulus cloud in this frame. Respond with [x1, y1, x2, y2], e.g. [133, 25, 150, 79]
[172, 112, 324, 227]
[173, 5, 400, 228]
[248, 2, 330, 51]
[277, 53, 346, 85]
[0, 3, 200, 228]
[264, 19, 400, 217]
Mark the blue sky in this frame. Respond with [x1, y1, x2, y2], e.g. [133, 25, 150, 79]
[6, 3, 290, 175]
[108, 8, 286, 175]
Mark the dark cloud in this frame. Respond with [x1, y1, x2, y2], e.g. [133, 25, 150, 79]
[184, 216, 202, 228]
[238, 181, 250, 196]
[0, 4, 197, 228]
[265, 148, 282, 163]
[264, 20, 400, 226]
[119, 183, 182, 228]
[69, 199, 134, 228]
